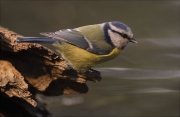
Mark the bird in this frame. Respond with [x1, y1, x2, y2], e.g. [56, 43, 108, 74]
[16, 21, 137, 72]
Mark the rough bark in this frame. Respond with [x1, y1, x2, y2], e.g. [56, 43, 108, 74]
[0, 26, 101, 116]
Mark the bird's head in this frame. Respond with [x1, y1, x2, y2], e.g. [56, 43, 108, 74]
[102, 21, 137, 50]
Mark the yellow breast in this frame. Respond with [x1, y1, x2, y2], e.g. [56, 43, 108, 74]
[52, 42, 121, 71]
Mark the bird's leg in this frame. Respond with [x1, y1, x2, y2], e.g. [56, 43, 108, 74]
[63, 65, 102, 83]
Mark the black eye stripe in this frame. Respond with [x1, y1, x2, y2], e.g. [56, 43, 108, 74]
[110, 29, 131, 40]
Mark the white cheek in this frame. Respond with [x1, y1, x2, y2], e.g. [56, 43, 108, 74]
[108, 30, 127, 48]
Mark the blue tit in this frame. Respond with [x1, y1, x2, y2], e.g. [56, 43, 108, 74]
[16, 21, 137, 72]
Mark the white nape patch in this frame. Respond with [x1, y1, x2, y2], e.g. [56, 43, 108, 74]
[108, 29, 129, 49]
[109, 22, 133, 38]
[99, 23, 106, 29]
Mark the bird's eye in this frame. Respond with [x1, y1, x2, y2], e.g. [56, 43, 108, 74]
[122, 34, 128, 38]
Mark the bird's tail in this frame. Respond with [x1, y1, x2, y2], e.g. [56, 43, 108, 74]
[16, 37, 62, 56]
[16, 37, 56, 43]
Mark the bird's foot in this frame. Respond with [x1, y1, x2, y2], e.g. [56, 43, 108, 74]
[78, 69, 101, 83]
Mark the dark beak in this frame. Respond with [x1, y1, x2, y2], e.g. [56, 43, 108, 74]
[130, 38, 137, 43]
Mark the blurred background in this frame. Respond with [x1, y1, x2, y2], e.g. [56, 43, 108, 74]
[1, 1, 179, 116]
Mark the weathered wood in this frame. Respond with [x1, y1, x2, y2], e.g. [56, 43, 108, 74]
[0, 26, 102, 110]
[0, 60, 36, 106]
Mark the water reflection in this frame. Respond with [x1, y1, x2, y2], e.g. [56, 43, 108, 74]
[134, 88, 178, 93]
[146, 38, 180, 48]
[99, 68, 180, 79]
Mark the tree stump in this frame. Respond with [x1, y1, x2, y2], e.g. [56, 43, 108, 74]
[0, 26, 101, 116]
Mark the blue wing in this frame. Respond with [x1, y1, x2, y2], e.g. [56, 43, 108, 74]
[17, 29, 113, 55]
[40, 29, 113, 55]
[40, 29, 90, 50]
